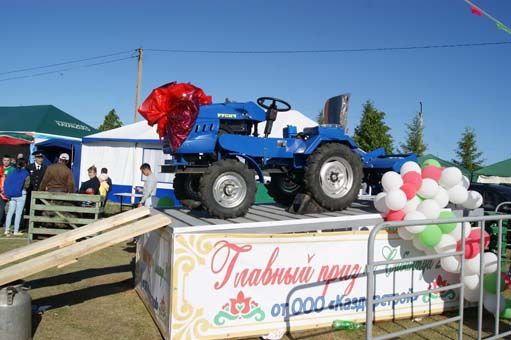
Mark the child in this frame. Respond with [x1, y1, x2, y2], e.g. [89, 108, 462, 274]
[99, 173, 110, 203]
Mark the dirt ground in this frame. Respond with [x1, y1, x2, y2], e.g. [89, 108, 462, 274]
[0, 233, 509, 340]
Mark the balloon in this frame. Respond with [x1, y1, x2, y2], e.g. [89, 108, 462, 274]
[402, 171, 422, 191]
[463, 274, 480, 290]
[400, 161, 422, 175]
[465, 254, 481, 275]
[456, 238, 480, 259]
[483, 252, 498, 274]
[504, 273, 511, 290]
[417, 199, 441, 219]
[400, 183, 417, 200]
[382, 171, 403, 191]
[418, 178, 439, 199]
[440, 167, 463, 189]
[397, 227, 415, 240]
[483, 293, 506, 315]
[468, 227, 490, 248]
[448, 185, 469, 205]
[500, 300, 511, 320]
[441, 255, 461, 273]
[433, 187, 450, 208]
[374, 192, 389, 213]
[419, 225, 442, 248]
[434, 234, 457, 253]
[404, 211, 427, 234]
[385, 190, 407, 211]
[422, 165, 443, 181]
[437, 211, 457, 234]
[422, 159, 441, 168]
[449, 222, 471, 241]
[412, 235, 428, 252]
[483, 273, 506, 294]
[464, 287, 481, 302]
[386, 210, 405, 221]
[463, 191, 483, 210]
[403, 196, 421, 214]
[461, 176, 470, 189]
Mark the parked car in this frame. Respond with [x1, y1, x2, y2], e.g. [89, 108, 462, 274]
[469, 183, 511, 213]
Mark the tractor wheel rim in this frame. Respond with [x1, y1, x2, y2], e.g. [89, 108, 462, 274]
[319, 156, 353, 198]
[213, 172, 247, 208]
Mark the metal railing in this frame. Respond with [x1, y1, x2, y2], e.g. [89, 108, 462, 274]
[366, 214, 511, 340]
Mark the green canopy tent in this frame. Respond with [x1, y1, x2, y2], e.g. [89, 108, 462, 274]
[417, 154, 471, 179]
[474, 159, 511, 184]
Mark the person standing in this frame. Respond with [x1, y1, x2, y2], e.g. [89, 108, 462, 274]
[101, 168, 113, 192]
[39, 153, 75, 193]
[137, 163, 158, 208]
[4, 158, 30, 236]
[79, 165, 100, 194]
[0, 155, 13, 225]
[3, 155, 14, 178]
[25, 151, 47, 219]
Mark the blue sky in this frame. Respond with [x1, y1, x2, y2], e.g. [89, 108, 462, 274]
[1, 0, 510, 164]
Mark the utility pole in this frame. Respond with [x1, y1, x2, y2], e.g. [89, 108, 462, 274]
[419, 101, 423, 129]
[133, 47, 143, 123]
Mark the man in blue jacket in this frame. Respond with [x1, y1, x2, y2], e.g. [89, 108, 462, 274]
[4, 158, 30, 236]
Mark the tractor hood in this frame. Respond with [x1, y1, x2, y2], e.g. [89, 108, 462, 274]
[198, 101, 266, 122]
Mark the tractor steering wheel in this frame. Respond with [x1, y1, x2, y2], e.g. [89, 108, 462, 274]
[257, 97, 291, 112]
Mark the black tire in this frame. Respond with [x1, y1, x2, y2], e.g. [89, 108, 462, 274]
[199, 159, 256, 218]
[304, 143, 362, 211]
[265, 174, 302, 206]
[173, 174, 201, 209]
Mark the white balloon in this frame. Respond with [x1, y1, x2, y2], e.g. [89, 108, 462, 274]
[465, 254, 481, 275]
[385, 190, 407, 211]
[424, 247, 437, 256]
[448, 185, 469, 205]
[464, 287, 481, 302]
[418, 178, 439, 199]
[461, 176, 470, 189]
[483, 252, 498, 274]
[404, 211, 427, 234]
[382, 171, 403, 192]
[417, 199, 441, 219]
[463, 274, 480, 290]
[440, 167, 463, 189]
[397, 227, 415, 240]
[433, 187, 450, 208]
[412, 235, 427, 252]
[441, 255, 461, 273]
[483, 293, 506, 315]
[400, 161, 422, 175]
[463, 191, 483, 210]
[449, 222, 472, 241]
[403, 196, 421, 214]
[374, 192, 389, 213]
[434, 234, 457, 253]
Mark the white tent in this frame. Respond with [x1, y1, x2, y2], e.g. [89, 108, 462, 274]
[80, 110, 317, 205]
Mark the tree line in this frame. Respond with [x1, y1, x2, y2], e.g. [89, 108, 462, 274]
[317, 100, 485, 172]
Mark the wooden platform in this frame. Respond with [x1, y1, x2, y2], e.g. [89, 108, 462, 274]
[160, 200, 383, 234]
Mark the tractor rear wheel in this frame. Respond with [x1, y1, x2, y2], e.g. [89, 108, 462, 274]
[304, 143, 362, 211]
[199, 159, 256, 218]
[266, 173, 302, 206]
[173, 173, 201, 209]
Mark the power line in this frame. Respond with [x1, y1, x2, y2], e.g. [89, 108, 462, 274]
[0, 49, 136, 76]
[0, 56, 136, 82]
[145, 41, 511, 54]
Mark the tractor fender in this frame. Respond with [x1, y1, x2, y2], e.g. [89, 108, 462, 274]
[227, 153, 265, 183]
[302, 135, 358, 155]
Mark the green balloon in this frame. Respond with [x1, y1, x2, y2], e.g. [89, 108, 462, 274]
[500, 299, 511, 319]
[438, 211, 457, 234]
[422, 159, 442, 168]
[483, 273, 506, 294]
[419, 225, 443, 248]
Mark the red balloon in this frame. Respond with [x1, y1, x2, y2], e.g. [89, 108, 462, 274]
[402, 171, 422, 191]
[468, 228, 490, 248]
[422, 165, 443, 182]
[386, 210, 405, 221]
[456, 238, 481, 259]
[400, 183, 417, 200]
[503, 273, 511, 290]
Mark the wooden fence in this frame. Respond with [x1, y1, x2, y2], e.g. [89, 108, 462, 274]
[28, 191, 104, 241]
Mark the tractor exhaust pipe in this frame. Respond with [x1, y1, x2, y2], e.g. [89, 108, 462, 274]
[322, 93, 350, 128]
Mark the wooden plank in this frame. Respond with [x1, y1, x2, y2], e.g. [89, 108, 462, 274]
[251, 205, 307, 219]
[0, 213, 171, 286]
[29, 216, 96, 225]
[0, 207, 150, 268]
[30, 227, 67, 235]
[32, 191, 101, 202]
[246, 208, 290, 221]
[33, 204, 102, 214]
[39, 198, 80, 229]
[29, 195, 36, 242]
[163, 209, 211, 226]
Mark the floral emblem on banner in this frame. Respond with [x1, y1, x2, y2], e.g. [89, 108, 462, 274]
[213, 291, 265, 325]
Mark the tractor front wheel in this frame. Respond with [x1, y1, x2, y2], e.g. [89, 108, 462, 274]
[304, 143, 362, 211]
[199, 159, 256, 218]
[266, 173, 302, 206]
[173, 174, 201, 209]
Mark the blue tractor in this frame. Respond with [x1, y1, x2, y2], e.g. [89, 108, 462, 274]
[162, 95, 416, 218]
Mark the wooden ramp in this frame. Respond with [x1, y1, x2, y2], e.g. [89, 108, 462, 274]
[0, 207, 171, 287]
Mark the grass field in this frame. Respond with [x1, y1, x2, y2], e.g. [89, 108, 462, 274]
[1, 224, 510, 339]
